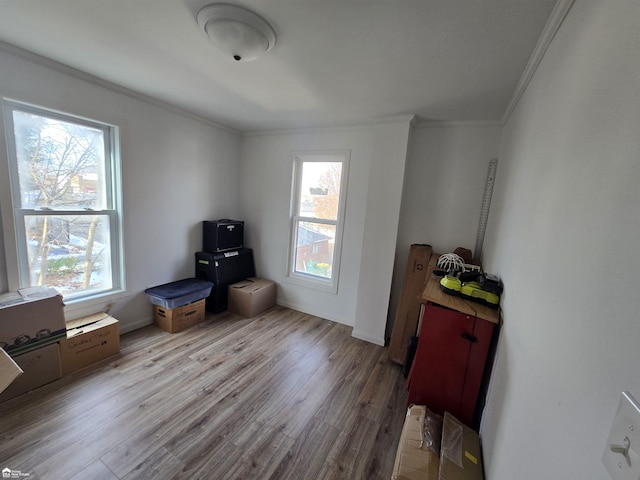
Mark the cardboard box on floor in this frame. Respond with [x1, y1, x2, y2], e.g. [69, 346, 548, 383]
[0, 348, 23, 395]
[388, 244, 432, 364]
[0, 286, 66, 356]
[154, 298, 206, 333]
[227, 277, 276, 317]
[60, 313, 120, 374]
[392, 404, 441, 480]
[439, 412, 484, 480]
[0, 343, 62, 402]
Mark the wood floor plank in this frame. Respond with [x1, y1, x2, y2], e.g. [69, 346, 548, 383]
[268, 417, 342, 480]
[68, 460, 119, 480]
[0, 307, 408, 480]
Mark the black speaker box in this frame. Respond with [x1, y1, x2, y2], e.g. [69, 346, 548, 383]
[195, 248, 255, 312]
[203, 219, 244, 253]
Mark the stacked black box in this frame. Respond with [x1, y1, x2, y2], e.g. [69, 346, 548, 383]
[203, 220, 244, 253]
[196, 248, 255, 313]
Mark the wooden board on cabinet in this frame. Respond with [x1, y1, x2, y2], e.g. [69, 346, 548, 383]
[420, 269, 500, 324]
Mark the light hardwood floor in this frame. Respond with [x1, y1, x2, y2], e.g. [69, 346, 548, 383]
[0, 305, 408, 479]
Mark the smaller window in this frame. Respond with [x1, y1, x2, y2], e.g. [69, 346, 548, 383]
[288, 151, 349, 293]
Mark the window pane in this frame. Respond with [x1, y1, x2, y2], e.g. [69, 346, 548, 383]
[297, 161, 342, 220]
[24, 214, 113, 297]
[12, 110, 107, 210]
[294, 221, 336, 279]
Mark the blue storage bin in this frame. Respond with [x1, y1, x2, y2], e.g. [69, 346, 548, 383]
[144, 278, 213, 309]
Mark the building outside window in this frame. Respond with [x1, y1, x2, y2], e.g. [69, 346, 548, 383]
[2, 100, 124, 302]
[288, 151, 349, 293]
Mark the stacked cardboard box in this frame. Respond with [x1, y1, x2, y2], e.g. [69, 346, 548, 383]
[0, 287, 121, 402]
[0, 287, 66, 401]
[154, 298, 206, 333]
[0, 286, 66, 356]
[0, 343, 61, 402]
[392, 406, 484, 480]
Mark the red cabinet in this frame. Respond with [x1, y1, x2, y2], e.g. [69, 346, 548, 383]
[407, 303, 496, 427]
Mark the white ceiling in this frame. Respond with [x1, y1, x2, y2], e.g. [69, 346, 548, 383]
[0, 0, 558, 132]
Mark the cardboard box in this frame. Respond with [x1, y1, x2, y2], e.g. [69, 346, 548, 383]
[0, 286, 66, 356]
[0, 343, 62, 402]
[60, 313, 120, 374]
[388, 244, 433, 364]
[154, 298, 206, 333]
[439, 412, 484, 480]
[0, 348, 23, 395]
[392, 405, 441, 480]
[227, 277, 276, 317]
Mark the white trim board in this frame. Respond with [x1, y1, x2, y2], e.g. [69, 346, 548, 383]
[0, 41, 239, 135]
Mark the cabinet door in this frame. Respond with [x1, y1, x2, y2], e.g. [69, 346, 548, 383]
[460, 313, 494, 425]
[407, 304, 493, 426]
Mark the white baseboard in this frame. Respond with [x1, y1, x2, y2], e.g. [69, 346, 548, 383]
[275, 299, 354, 328]
[351, 329, 385, 346]
[119, 315, 153, 335]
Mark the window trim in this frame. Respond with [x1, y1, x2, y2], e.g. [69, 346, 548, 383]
[286, 150, 350, 294]
[1, 98, 125, 304]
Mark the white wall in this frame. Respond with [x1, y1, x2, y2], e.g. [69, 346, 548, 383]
[388, 123, 502, 338]
[239, 126, 373, 326]
[352, 116, 415, 345]
[239, 121, 503, 340]
[0, 48, 242, 333]
[480, 2, 640, 479]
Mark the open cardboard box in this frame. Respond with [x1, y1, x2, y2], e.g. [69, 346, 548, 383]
[60, 313, 120, 374]
[0, 348, 23, 395]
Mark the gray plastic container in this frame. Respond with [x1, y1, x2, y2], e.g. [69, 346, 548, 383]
[144, 278, 213, 309]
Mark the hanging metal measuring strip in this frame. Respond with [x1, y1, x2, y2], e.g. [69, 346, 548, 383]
[473, 158, 498, 262]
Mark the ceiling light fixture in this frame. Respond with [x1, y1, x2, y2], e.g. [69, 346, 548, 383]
[197, 3, 276, 62]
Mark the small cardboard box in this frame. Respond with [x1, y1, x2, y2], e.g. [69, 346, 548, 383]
[0, 286, 66, 356]
[0, 348, 23, 395]
[392, 405, 441, 480]
[0, 343, 62, 402]
[154, 298, 206, 333]
[60, 313, 120, 374]
[439, 412, 484, 480]
[227, 277, 276, 317]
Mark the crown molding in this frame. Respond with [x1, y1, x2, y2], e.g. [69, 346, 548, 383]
[243, 122, 375, 137]
[501, 0, 576, 126]
[0, 41, 240, 135]
[374, 114, 417, 125]
[414, 119, 502, 129]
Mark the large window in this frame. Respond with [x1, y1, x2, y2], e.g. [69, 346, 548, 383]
[3, 100, 124, 302]
[288, 151, 349, 292]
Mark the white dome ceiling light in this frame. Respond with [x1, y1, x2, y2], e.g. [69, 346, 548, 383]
[197, 3, 276, 62]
